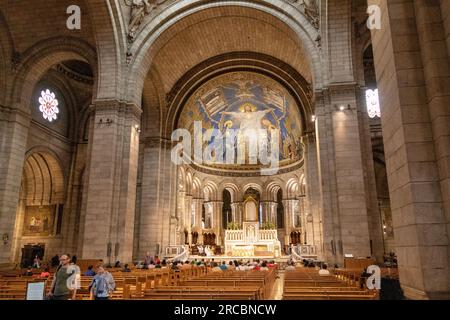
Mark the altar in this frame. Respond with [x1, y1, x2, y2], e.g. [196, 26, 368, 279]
[224, 197, 281, 258]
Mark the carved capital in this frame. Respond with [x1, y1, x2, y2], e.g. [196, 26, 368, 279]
[90, 99, 143, 119]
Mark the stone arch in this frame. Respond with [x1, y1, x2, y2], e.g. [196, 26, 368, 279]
[286, 177, 301, 199]
[84, 0, 125, 101]
[9, 37, 97, 113]
[192, 176, 202, 198]
[264, 181, 282, 202]
[221, 182, 240, 203]
[203, 181, 219, 202]
[128, 1, 322, 106]
[185, 169, 193, 195]
[243, 183, 263, 197]
[21, 148, 65, 206]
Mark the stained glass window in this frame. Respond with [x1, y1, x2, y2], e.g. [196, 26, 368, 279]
[366, 89, 381, 118]
[38, 89, 59, 122]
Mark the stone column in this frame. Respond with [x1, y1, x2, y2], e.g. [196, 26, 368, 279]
[315, 85, 379, 264]
[369, 0, 450, 299]
[414, 0, 450, 261]
[138, 137, 177, 257]
[0, 106, 30, 264]
[303, 132, 323, 255]
[177, 190, 186, 244]
[260, 201, 276, 224]
[79, 100, 141, 263]
[231, 202, 242, 225]
[192, 198, 204, 243]
[283, 199, 294, 246]
[210, 200, 223, 245]
[269, 202, 278, 225]
[356, 87, 385, 261]
[184, 194, 193, 245]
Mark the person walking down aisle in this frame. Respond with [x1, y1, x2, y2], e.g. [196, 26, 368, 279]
[89, 265, 116, 300]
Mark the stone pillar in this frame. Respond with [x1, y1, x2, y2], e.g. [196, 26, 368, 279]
[192, 198, 204, 243]
[184, 194, 193, 244]
[138, 137, 177, 257]
[260, 201, 276, 224]
[315, 85, 378, 264]
[231, 202, 242, 225]
[414, 0, 450, 259]
[0, 106, 30, 264]
[283, 199, 294, 246]
[356, 87, 385, 261]
[79, 100, 141, 263]
[369, 0, 450, 299]
[303, 132, 323, 255]
[211, 200, 223, 245]
[269, 202, 278, 225]
[176, 190, 186, 244]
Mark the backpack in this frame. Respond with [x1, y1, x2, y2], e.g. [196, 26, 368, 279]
[93, 275, 109, 297]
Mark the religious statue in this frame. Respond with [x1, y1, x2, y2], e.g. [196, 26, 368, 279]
[124, 0, 168, 42]
[301, 0, 320, 29]
[287, 0, 320, 29]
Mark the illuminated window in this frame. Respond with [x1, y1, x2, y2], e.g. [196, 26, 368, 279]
[366, 89, 381, 118]
[38, 89, 59, 122]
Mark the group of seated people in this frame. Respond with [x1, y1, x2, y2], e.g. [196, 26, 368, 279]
[125, 257, 279, 273]
[285, 259, 332, 276]
[171, 258, 278, 272]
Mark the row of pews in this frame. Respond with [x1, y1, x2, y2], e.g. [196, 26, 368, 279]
[283, 268, 379, 300]
[0, 266, 277, 300]
[0, 272, 44, 300]
[143, 269, 276, 300]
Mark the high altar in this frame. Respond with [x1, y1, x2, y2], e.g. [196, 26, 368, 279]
[224, 197, 281, 257]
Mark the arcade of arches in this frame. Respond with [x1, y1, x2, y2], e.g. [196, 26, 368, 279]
[0, 1, 449, 299]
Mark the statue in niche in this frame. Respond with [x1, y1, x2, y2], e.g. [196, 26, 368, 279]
[124, 0, 168, 42]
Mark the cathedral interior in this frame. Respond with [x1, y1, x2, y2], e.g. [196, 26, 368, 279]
[0, 0, 449, 300]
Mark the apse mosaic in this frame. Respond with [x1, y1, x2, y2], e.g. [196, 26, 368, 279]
[178, 72, 304, 170]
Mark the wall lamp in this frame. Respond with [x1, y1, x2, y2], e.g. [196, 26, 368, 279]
[335, 104, 352, 111]
[134, 124, 141, 133]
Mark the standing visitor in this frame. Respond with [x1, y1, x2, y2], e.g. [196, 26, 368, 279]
[47, 254, 77, 300]
[89, 266, 116, 300]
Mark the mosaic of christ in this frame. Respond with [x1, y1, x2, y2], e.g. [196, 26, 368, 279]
[178, 72, 304, 168]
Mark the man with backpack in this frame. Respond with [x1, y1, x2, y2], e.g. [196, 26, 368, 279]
[88, 265, 116, 300]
